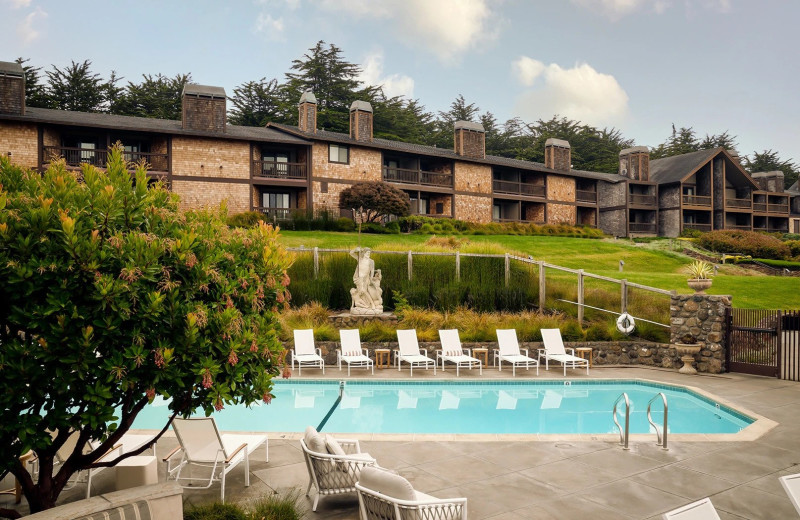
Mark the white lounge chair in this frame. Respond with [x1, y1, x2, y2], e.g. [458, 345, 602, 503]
[396, 329, 436, 376]
[780, 473, 800, 515]
[356, 466, 467, 520]
[164, 417, 268, 502]
[662, 497, 721, 520]
[494, 329, 539, 376]
[292, 328, 325, 375]
[539, 328, 589, 376]
[437, 329, 482, 376]
[301, 426, 377, 512]
[338, 329, 374, 376]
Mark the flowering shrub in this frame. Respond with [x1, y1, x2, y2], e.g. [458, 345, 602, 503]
[698, 230, 791, 260]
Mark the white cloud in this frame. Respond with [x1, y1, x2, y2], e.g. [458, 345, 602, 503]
[512, 57, 629, 126]
[572, 0, 734, 19]
[254, 12, 284, 36]
[17, 7, 46, 45]
[318, 0, 497, 62]
[358, 51, 415, 99]
[9, 0, 32, 8]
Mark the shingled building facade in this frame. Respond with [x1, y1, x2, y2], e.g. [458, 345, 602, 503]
[0, 61, 796, 237]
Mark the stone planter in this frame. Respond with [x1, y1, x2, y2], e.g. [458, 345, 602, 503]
[687, 278, 712, 294]
[674, 343, 702, 374]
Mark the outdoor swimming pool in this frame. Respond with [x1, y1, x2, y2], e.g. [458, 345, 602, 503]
[132, 380, 753, 435]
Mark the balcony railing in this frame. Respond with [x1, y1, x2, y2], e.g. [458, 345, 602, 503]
[44, 146, 169, 172]
[726, 198, 751, 209]
[576, 190, 597, 203]
[629, 222, 657, 233]
[253, 207, 293, 220]
[683, 223, 712, 232]
[726, 225, 752, 231]
[753, 202, 767, 212]
[493, 218, 545, 224]
[768, 203, 789, 214]
[492, 180, 546, 198]
[769, 227, 789, 233]
[629, 194, 657, 206]
[412, 212, 452, 218]
[252, 161, 307, 180]
[383, 167, 453, 187]
[682, 195, 712, 206]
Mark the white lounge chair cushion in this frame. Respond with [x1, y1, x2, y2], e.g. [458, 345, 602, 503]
[359, 466, 416, 501]
[325, 435, 346, 457]
[304, 426, 326, 454]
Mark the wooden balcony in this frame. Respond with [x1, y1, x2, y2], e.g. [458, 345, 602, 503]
[492, 218, 545, 224]
[252, 161, 307, 180]
[254, 207, 293, 220]
[683, 223, 712, 232]
[682, 195, 712, 207]
[629, 194, 656, 206]
[492, 180, 546, 198]
[384, 167, 453, 187]
[629, 222, 657, 233]
[726, 198, 751, 209]
[753, 202, 767, 212]
[44, 146, 169, 172]
[575, 190, 597, 203]
[726, 225, 752, 231]
[768, 203, 789, 214]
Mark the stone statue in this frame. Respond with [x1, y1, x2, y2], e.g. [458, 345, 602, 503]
[349, 247, 383, 314]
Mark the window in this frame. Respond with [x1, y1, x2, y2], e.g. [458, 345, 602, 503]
[263, 192, 290, 209]
[329, 144, 349, 164]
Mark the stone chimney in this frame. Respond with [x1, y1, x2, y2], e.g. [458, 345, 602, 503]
[752, 171, 785, 193]
[619, 146, 650, 181]
[453, 120, 485, 159]
[181, 84, 226, 133]
[544, 138, 570, 172]
[298, 90, 317, 133]
[0, 61, 25, 116]
[349, 100, 373, 141]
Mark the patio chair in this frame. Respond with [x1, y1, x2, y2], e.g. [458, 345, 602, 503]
[437, 329, 482, 376]
[780, 473, 800, 515]
[396, 329, 436, 376]
[292, 328, 325, 375]
[356, 466, 467, 520]
[539, 328, 590, 376]
[662, 497, 721, 520]
[494, 329, 539, 376]
[338, 329, 374, 376]
[300, 426, 377, 512]
[164, 417, 268, 502]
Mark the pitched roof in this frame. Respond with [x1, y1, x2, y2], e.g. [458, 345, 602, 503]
[267, 122, 624, 183]
[0, 107, 309, 144]
[649, 148, 720, 184]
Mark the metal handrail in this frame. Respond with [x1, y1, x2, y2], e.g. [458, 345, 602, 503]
[647, 392, 669, 451]
[612, 392, 630, 450]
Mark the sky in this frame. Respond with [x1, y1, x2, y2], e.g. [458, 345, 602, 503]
[2, 0, 799, 165]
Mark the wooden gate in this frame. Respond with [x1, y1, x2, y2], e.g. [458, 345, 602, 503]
[726, 309, 800, 380]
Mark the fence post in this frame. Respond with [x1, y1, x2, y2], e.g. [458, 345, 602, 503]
[538, 261, 546, 310]
[455, 251, 460, 282]
[620, 279, 628, 313]
[313, 247, 319, 280]
[578, 269, 585, 323]
[504, 253, 510, 288]
[407, 250, 413, 281]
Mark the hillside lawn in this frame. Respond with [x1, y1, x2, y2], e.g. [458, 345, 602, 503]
[278, 231, 799, 309]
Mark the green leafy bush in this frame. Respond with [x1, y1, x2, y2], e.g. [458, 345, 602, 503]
[185, 503, 248, 520]
[561, 321, 585, 341]
[396, 216, 603, 238]
[585, 323, 612, 341]
[699, 230, 790, 260]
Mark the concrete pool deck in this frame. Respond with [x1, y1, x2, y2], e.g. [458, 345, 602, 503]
[3, 365, 799, 519]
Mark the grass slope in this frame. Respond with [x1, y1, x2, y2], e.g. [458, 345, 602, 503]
[278, 231, 799, 309]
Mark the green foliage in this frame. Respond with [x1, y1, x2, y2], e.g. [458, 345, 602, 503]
[183, 490, 304, 520]
[786, 240, 800, 258]
[184, 503, 248, 520]
[743, 149, 799, 190]
[228, 78, 289, 127]
[752, 258, 800, 270]
[15, 57, 49, 108]
[585, 323, 612, 341]
[649, 125, 739, 159]
[339, 182, 411, 222]
[396, 216, 604, 238]
[680, 228, 703, 238]
[560, 321, 586, 342]
[684, 260, 714, 279]
[44, 59, 111, 112]
[699, 230, 791, 260]
[109, 73, 191, 120]
[0, 148, 291, 512]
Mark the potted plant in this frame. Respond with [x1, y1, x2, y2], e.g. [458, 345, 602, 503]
[674, 333, 702, 375]
[684, 260, 714, 294]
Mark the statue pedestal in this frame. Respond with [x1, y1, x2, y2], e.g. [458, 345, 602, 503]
[329, 311, 397, 329]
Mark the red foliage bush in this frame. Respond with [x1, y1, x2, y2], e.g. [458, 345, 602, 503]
[698, 230, 790, 260]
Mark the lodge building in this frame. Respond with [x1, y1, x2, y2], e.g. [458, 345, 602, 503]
[1, 60, 798, 236]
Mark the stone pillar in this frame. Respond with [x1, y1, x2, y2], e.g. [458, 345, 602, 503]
[670, 294, 732, 374]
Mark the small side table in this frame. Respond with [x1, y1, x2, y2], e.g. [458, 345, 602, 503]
[575, 347, 593, 367]
[472, 347, 489, 368]
[116, 455, 158, 491]
[375, 348, 391, 369]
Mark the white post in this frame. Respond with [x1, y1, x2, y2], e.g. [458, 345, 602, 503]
[578, 269, 585, 323]
[313, 247, 319, 279]
[504, 253, 510, 288]
[538, 261, 546, 310]
[408, 251, 413, 281]
[621, 279, 628, 313]
[455, 251, 460, 282]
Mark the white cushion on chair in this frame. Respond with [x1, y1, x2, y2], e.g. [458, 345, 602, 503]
[325, 435, 346, 456]
[304, 426, 326, 453]
[358, 466, 416, 501]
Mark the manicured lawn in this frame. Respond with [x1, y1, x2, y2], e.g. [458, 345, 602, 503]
[279, 231, 799, 309]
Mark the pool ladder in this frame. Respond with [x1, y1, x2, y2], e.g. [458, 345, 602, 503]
[612, 392, 669, 451]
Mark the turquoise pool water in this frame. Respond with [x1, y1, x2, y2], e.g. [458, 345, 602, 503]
[132, 380, 753, 435]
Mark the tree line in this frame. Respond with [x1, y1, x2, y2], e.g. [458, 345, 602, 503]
[15, 41, 798, 188]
